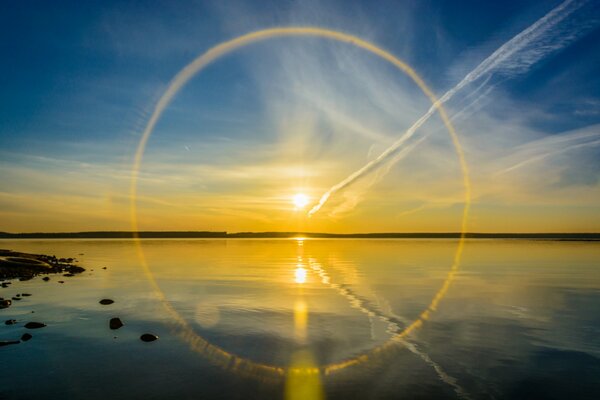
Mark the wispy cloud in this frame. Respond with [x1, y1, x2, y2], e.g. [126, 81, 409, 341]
[495, 124, 600, 175]
[308, 0, 599, 216]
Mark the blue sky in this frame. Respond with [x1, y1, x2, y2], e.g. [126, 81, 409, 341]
[1, 0, 599, 232]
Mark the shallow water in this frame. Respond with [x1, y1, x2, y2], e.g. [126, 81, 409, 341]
[0, 239, 599, 399]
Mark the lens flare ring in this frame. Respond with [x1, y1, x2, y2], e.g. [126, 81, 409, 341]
[130, 26, 471, 380]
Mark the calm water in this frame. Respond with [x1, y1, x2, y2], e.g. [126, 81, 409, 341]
[0, 239, 599, 399]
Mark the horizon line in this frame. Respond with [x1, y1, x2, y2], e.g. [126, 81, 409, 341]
[0, 231, 599, 239]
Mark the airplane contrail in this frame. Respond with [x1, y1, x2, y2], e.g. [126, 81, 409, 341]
[308, 0, 595, 216]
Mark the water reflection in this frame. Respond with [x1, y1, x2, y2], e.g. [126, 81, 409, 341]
[294, 267, 307, 285]
[0, 239, 598, 399]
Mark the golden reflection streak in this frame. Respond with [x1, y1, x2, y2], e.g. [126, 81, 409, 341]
[294, 299, 308, 343]
[130, 26, 471, 381]
[285, 350, 324, 400]
[288, 243, 323, 400]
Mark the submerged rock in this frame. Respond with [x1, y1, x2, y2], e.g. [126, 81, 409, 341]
[24, 322, 46, 329]
[0, 340, 20, 347]
[42, 277, 50, 282]
[99, 299, 114, 305]
[140, 333, 158, 342]
[21, 293, 31, 297]
[21, 333, 32, 342]
[12, 297, 21, 301]
[0, 299, 11, 309]
[5, 319, 17, 325]
[109, 317, 124, 330]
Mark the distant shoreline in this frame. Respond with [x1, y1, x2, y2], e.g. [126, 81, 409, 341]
[0, 231, 599, 240]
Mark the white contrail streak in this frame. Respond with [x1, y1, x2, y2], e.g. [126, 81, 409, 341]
[308, 0, 594, 216]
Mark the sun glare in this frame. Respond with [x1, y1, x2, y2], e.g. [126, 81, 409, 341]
[295, 267, 307, 284]
[293, 193, 309, 209]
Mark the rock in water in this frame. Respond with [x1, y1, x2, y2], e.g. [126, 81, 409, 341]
[42, 277, 50, 282]
[21, 293, 31, 297]
[21, 333, 32, 342]
[0, 299, 11, 309]
[24, 322, 46, 329]
[109, 317, 124, 330]
[0, 340, 20, 347]
[5, 319, 17, 325]
[140, 333, 158, 342]
[99, 299, 114, 305]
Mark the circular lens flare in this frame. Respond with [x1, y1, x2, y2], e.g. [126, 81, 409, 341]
[130, 26, 471, 380]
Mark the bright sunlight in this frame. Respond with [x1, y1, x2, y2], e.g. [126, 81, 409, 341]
[292, 193, 310, 209]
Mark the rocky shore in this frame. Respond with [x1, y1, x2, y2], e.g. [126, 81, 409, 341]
[1, 249, 158, 347]
[0, 249, 85, 281]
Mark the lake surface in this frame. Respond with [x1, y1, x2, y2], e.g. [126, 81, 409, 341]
[0, 239, 599, 399]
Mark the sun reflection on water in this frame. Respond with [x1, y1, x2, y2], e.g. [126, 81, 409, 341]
[294, 267, 307, 284]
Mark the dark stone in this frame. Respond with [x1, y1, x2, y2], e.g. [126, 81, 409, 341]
[102, 267, 107, 270]
[21, 293, 31, 297]
[1, 250, 85, 280]
[140, 333, 158, 342]
[42, 277, 50, 281]
[0, 299, 12, 309]
[12, 296, 21, 301]
[63, 273, 75, 277]
[99, 299, 114, 305]
[58, 281, 65, 284]
[5, 319, 17, 325]
[21, 333, 32, 342]
[24, 322, 46, 329]
[0, 340, 20, 347]
[109, 317, 124, 330]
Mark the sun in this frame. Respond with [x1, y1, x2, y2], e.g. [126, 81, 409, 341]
[292, 193, 309, 209]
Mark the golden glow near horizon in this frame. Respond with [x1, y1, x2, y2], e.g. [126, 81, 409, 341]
[130, 26, 470, 236]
